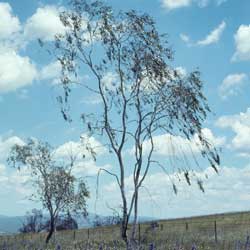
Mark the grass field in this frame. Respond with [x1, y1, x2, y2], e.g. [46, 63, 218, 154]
[1, 211, 250, 249]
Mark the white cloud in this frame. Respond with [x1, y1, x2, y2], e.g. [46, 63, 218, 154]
[142, 128, 225, 157]
[216, 0, 227, 5]
[102, 72, 118, 91]
[39, 61, 89, 85]
[175, 66, 187, 77]
[54, 140, 85, 160]
[103, 165, 250, 218]
[0, 3, 21, 40]
[0, 135, 25, 162]
[12, 167, 31, 183]
[197, 21, 226, 46]
[73, 160, 111, 176]
[0, 48, 38, 93]
[216, 108, 250, 156]
[180, 33, 190, 43]
[138, 67, 187, 93]
[196, 0, 226, 7]
[232, 25, 250, 61]
[40, 61, 61, 80]
[161, 0, 192, 10]
[161, 0, 227, 10]
[0, 134, 31, 197]
[219, 73, 248, 99]
[0, 164, 6, 175]
[0, 4, 39, 94]
[24, 5, 66, 42]
[54, 134, 106, 161]
[54, 135, 109, 176]
[0, 165, 32, 196]
[39, 61, 61, 84]
[181, 21, 226, 47]
[196, 0, 209, 7]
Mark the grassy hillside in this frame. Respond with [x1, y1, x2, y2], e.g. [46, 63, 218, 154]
[1, 210, 250, 249]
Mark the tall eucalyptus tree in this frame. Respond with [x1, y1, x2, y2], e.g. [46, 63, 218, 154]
[43, 0, 220, 248]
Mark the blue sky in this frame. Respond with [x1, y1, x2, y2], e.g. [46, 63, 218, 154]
[1, 0, 250, 218]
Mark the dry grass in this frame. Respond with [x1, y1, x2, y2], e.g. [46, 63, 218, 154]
[1, 211, 250, 249]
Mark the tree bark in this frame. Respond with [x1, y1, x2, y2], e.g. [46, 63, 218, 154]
[121, 202, 128, 244]
[45, 217, 55, 244]
[131, 190, 138, 242]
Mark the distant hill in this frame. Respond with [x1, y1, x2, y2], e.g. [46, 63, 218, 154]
[0, 215, 25, 234]
[0, 213, 156, 234]
[2, 210, 250, 234]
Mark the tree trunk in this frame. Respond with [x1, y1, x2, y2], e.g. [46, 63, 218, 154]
[119, 170, 130, 247]
[120, 192, 132, 249]
[45, 217, 55, 244]
[121, 209, 129, 244]
[130, 189, 139, 249]
[120, 190, 140, 250]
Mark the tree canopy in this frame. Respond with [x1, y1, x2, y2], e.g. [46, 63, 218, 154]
[8, 139, 89, 243]
[40, 0, 220, 248]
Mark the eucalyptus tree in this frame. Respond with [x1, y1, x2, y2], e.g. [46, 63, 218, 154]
[8, 139, 89, 244]
[43, 0, 220, 248]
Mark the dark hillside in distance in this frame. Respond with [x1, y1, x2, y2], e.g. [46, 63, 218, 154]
[1, 210, 250, 234]
[0, 213, 156, 234]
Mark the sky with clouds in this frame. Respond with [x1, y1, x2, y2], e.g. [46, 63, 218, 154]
[0, 0, 250, 219]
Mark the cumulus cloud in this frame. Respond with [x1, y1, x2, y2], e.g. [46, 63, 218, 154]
[103, 165, 250, 218]
[24, 5, 66, 42]
[0, 4, 70, 93]
[8, 166, 32, 195]
[216, 108, 250, 156]
[0, 134, 31, 197]
[0, 135, 25, 162]
[197, 21, 226, 46]
[73, 160, 112, 176]
[161, 0, 227, 10]
[0, 164, 32, 197]
[0, 133, 110, 214]
[0, 133, 108, 205]
[39, 60, 61, 84]
[54, 134, 106, 160]
[0, 3, 21, 40]
[219, 73, 248, 99]
[161, 0, 192, 10]
[0, 48, 38, 93]
[137, 66, 188, 93]
[0, 3, 39, 94]
[181, 21, 226, 46]
[54, 135, 108, 176]
[141, 128, 225, 157]
[232, 25, 250, 61]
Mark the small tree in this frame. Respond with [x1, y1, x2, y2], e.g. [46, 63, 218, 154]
[8, 139, 89, 244]
[19, 209, 44, 234]
[43, 0, 220, 248]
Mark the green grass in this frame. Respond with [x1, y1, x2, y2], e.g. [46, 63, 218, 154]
[1, 211, 250, 249]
